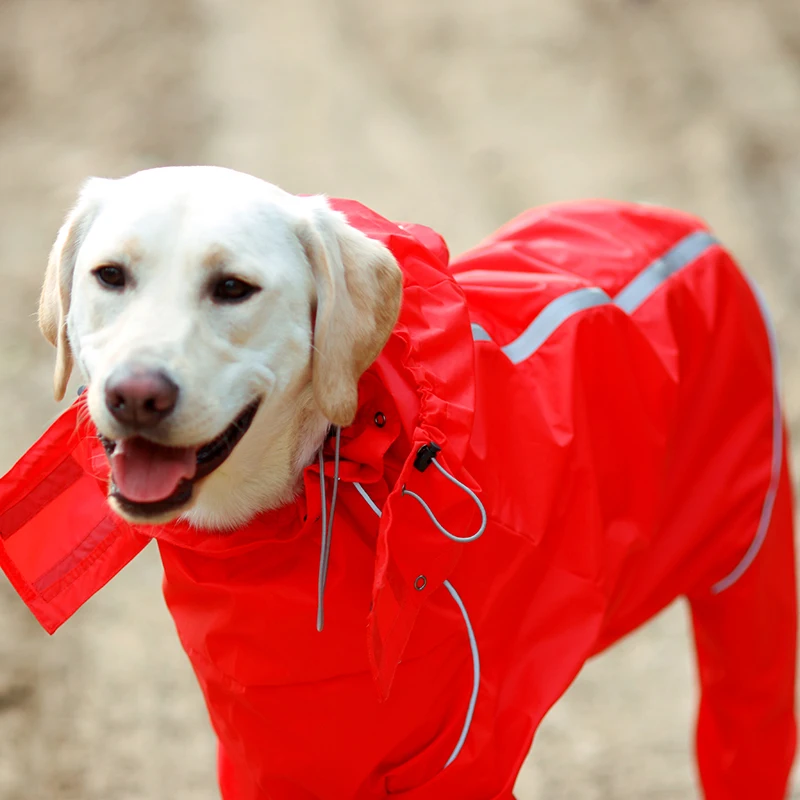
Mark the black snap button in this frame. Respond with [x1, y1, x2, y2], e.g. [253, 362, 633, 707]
[374, 412, 386, 428]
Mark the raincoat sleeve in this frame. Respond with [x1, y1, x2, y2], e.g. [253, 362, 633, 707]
[0, 398, 148, 633]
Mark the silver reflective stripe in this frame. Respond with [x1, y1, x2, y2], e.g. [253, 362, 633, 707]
[613, 231, 718, 313]
[467, 229, 780, 592]
[442, 579, 480, 768]
[712, 277, 783, 593]
[469, 231, 718, 352]
[471, 322, 492, 342]
[497, 287, 612, 364]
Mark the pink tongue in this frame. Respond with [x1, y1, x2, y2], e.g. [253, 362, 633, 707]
[111, 438, 198, 503]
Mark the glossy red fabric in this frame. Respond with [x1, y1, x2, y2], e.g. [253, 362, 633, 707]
[0, 200, 795, 799]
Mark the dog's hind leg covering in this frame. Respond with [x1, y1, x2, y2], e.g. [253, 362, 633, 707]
[689, 450, 797, 800]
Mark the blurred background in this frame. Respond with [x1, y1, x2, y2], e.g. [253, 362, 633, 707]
[0, 0, 799, 797]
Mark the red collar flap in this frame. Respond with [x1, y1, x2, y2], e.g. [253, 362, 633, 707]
[0, 397, 148, 633]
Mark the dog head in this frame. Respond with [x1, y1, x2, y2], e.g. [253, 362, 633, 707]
[40, 166, 402, 527]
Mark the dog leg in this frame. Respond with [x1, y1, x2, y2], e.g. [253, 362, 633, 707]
[688, 452, 797, 799]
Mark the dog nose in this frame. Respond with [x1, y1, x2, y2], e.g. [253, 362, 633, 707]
[105, 366, 179, 428]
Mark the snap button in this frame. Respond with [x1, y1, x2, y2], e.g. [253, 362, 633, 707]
[374, 411, 386, 428]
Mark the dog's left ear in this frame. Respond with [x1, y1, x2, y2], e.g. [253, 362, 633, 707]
[297, 201, 403, 427]
[39, 178, 111, 401]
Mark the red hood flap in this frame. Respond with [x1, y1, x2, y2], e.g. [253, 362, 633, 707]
[0, 396, 148, 633]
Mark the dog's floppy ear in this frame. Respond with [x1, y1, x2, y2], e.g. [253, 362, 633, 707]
[298, 201, 403, 427]
[39, 178, 110, 401]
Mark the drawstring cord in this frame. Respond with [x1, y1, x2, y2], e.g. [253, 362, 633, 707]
[316, 427, 341, 632]
[317, 442, 487, 631]
[353, 477, 482, 771]
[316, 439, 485, 767]
[401, 454, 487, 543]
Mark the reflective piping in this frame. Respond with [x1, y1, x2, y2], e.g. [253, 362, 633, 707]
[501, 287, 611, 364]
[613, 231, 718, 313]
[469, 232, 719, 355]
[441, 578, 480, 768]
[471, 322, 492, 342]
[711, 277, 783, 593]
[466, 230, 778, 592]
[352, 481, 480, 770]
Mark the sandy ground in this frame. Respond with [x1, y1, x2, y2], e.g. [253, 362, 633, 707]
[0, 0, 799, 797]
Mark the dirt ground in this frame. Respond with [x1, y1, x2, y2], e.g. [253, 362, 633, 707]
[0, 1, 799, 797]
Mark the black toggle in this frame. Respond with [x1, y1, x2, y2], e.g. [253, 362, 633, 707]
[413, 442, 441, 472]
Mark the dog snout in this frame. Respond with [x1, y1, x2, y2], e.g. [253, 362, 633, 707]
[104, 365, 179, 429]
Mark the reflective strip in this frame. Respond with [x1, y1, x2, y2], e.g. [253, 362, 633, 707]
[613, 231, 718, 313]
[470, 232, 718, 354]
[467, 229, 780, 591]
[441, 579, 480, 768]
[477, 287, 611, 364]
[471, 322, 492, 342]
[352, 482, 480, 771]
[711, 277, 783, 593]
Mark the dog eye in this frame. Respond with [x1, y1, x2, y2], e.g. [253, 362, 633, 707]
[93, 265, 126, 289]
[212, 277, 261, 303]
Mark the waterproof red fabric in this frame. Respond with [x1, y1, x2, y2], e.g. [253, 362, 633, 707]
[0, 200, 795, 799]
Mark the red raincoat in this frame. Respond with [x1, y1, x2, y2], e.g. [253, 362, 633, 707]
[0, 200, 795, 799]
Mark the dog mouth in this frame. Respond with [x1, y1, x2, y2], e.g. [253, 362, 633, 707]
[100, 400, 261, 519]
